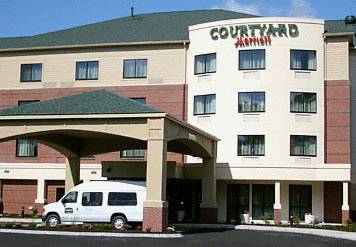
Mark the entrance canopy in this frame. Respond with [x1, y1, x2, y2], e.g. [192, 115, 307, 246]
[0, 90, 219, 232]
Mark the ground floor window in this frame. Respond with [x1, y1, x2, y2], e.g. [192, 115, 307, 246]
[252, 184, 274, 220]
[226, 184, 249, 223]
[289, 185, 312, 221]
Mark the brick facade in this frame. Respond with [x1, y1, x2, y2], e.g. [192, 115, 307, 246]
[142, 206, 168, 232]
[274, 209, 281, 224]
[2, 179, 37, 215]
[324, 80, 351, 164]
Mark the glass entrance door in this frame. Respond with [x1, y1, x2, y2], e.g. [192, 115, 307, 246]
[252, 184, 274, 220]
[226, 184, 249, 223]
[289, 185, 312, 221]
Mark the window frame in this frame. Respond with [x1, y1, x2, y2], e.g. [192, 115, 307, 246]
[20, 63, 42, 82]
[290, 49, 317, 71]
[123, 59, 148, 79]
[290, 92, 317, 114]
[193, 94, 216, 116]
[290, 135, 317, 157]
[238, 92, 266, 113]
[81, 192, 103, 207]
[120, 149, 145, 159]
[237, 135, 265, 156]
[62, 191, 78, 204]
[238, 49, 266, 71]
[15, 139, 38, 158]
[194, 53, 217, 75]
[75, 61, 99, 80]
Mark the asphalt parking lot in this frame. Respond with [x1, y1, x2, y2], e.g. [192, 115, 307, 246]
[0, 229, 355, 247]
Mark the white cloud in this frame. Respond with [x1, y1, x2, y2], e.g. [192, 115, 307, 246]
[288, 0, 315, 18]
[212, 0, 260, 16]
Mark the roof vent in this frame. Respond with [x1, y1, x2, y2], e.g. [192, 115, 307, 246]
[131, 6, 134, 17]
[345, 15, 356, 24]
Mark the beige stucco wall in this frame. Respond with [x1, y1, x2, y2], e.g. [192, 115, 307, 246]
[0, 44, 186, 90]
[325, 37, 350, 81]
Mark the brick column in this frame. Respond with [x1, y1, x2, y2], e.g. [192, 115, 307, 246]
[274, 181, 282, 224]
[143, 118, 168, 232]
[342, 182, 350, 224]
[200, 141, 217, 223]
[65, 157, 80, 193]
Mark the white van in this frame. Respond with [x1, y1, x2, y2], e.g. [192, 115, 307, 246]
[41, 180, 146, 229]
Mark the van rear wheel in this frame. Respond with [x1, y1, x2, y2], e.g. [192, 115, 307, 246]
[112, 215, 126, 230]
[46, 214, 60, 228]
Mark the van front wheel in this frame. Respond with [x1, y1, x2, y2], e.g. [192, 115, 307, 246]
[46, 214, 60, 228]
[112, 215, 126, 230]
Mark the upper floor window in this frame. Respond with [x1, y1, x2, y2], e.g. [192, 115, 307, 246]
[20, 63, 42, 82]
[239, 92, 265, 113]
[290, 92, 317, 113]
[194, 53, 216, 74]
[76, 61, 99, 80]
[239, 49, 265, 70]
[193, 94, 216, 115]
[238, 135, 265, 156]
[290, 135, 316, 157]
[290, 49, 316, 70]
[123, 59, 147, 78]
[129, 97, 146, 105]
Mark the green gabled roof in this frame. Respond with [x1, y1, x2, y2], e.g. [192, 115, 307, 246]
[0, 9, 256, 50]
[0, 90, 162, 116]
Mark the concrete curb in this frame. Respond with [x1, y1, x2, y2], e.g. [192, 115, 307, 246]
[235, 225, 356, 242]
[0, 218, 42, 223]
[0, 228, 183, 238]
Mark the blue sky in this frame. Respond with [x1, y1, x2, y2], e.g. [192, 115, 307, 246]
[0, 0, 355, 38]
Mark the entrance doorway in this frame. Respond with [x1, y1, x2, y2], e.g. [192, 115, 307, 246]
[56, 188, 65, 202]
[289, 185, 312, 221]
[226, 184, 249, 223]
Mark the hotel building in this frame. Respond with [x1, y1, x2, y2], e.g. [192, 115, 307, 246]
[0, 10, 354, 231]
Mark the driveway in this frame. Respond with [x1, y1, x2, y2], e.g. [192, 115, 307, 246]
[0, 229, 354, 247]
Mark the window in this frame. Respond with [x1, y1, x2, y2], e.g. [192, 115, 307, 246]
[290, 135, 317, 156]
[81, 192, 103, 206]
[290, 49, 316, 70]
[238, 135, 265, 156]
[123, 59, 147, 78]
[289, 185, 312, 221]
[62, 191, 78, 203]
[239, 92, 265, 113]
[226, 184, 249, 223]
[108, 192, 137, 206]
[75, 61, 99, 80]
[252, 184, 274, 220]
[20, 63, 42, 82]
[120, 97, 146, 159]
[239, 49, 265, 70]
[290, 92, 317, 113]
[193, 94, 216, 115]
[16, 100, 39, 158]
[194, 53, 216, 74]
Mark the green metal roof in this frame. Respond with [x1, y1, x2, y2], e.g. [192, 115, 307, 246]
[0, 90, 162, 116]
[0, 10, 255, 50]
[325, 20, 356, 34]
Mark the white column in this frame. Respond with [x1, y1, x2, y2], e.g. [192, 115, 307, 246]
[342, 182, 349, 211]
[35, 179, 46, 204]
[274, 181, 281, 209]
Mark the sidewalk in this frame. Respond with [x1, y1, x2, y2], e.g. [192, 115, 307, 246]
[175, 223, 356, 242]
